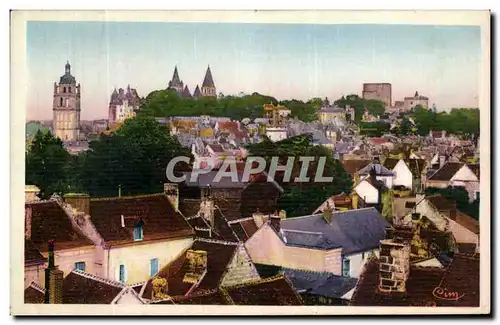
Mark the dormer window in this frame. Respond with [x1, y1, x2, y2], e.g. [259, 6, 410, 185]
[133, 224, 143, 241]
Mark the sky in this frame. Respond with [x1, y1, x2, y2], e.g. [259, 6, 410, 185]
[26, 22, 482, 120]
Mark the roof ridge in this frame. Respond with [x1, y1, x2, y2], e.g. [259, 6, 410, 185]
[195, 237, 238, 246]
[25, 199, 57, 205]
[28, 281, 46, 293]
[282, 229, 323, 235]
[227, 217, 254, 224]
[90, 193, 165, 202]
[222, 274, 286, 290]
[72, 269, 126, 288]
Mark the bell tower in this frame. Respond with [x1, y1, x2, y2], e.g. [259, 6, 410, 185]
[53, 61, 81, 142]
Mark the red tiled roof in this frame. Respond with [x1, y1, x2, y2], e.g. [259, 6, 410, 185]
[228, 217, 259, 242]
[142, 239, 238, 300]
[223, 275, 303, 305]
[26, 201, 93, 252]
[455, 210, 479, 235]
[370, 137, 390, 145]
[426, 195, 456, 211]
[89, 194, 194, 246]
[25, 239, 46, 265]
[341, 160, 371, 175]
[179, 199, 202, 218]
[62, 270, 126, 304]
[427, 163, 463, 181]
[192, 240, 238, 292]
[24, 283, 45, 304]
[350, 254, 480, 307]
[171, 289, 230, 305]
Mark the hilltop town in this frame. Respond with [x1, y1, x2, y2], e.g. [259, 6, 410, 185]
[24, 63, 480, 307]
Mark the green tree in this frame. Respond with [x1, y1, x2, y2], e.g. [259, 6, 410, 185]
[26, 130, 72, 199]
[77, 115, 192, 197]
[246, 134, 352, 217]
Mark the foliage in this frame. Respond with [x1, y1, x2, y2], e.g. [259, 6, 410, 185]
[410, 106, 479, 138]
[381, 189, 394, 222]
[391, 118, 415, 136]
[25, 130, 72, 199]
[138, 89, 321, 123]
[333, 94, 386, 123]
[359, 121, 391, 137]
[425, 186, 479, 220]
[75, 115, 192, 197]
[246, 134, 352, 218]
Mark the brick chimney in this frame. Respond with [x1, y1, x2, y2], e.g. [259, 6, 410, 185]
[378, 239, 410, 293]
[63, 193, 90, 215]
[183, 250, 208, 284]
[44, 240, 64, 304]
[164, 183, 179, 212]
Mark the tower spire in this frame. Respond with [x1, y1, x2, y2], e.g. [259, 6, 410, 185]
[65, 61, 71, 74]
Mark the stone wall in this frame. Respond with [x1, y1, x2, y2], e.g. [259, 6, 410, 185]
[221, 244, 261, 287]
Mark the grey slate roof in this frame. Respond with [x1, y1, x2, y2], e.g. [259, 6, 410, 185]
[358, 163, 394, 176]
[202, 66, 215, 88]
[280, 207, 389, 255]
[183, 170, 247, 188]
[283, 268, 357, 299]
[280, 230, 340, 250]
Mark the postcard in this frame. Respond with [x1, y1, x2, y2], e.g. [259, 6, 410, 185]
[11, 10, 490, 316]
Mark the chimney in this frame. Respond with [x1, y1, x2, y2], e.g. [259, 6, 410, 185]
[63, 193, 90, 215]
[44, 240, 64, 304]
[25, 206, 32, 239]
[252, 210, 265, 228]
[352, 192, 359, 210]
[449, 202, 457, 221]
[151, 277, 168, 300]
[164, 183, 179, 212]
[183, 250, 208, 284]
[378, 238, 410, 293]
[323, 200, 334, 223]
[323, 209, 333, 224]
[199, 198, 215, 228]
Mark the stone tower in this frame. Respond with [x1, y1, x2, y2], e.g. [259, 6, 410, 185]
[201, 65, 216, 97]
[52, 61, 81, 142]
[168, 66, 184, 93]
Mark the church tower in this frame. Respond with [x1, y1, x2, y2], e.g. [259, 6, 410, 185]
[168, 66, 184, 93]
[201, 65, 216, 97]
[52, 61, 81, 142]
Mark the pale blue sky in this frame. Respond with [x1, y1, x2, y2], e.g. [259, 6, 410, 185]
[27, 22, 481, 120]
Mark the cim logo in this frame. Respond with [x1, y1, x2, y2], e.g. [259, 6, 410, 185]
[432, 286, 465, 301]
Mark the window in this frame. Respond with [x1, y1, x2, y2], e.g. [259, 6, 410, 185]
[133, 225, 143, 241]
[342, 258, 350, 277]
[74, 262, 86, 272]
[362, 252, 365, 260]
[68, 87, 71, 93]
[60, 97, 63, 106]
[150, 258, 159, 277]
[63, 87, 66, 93]
[119, 264, 126, 283]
